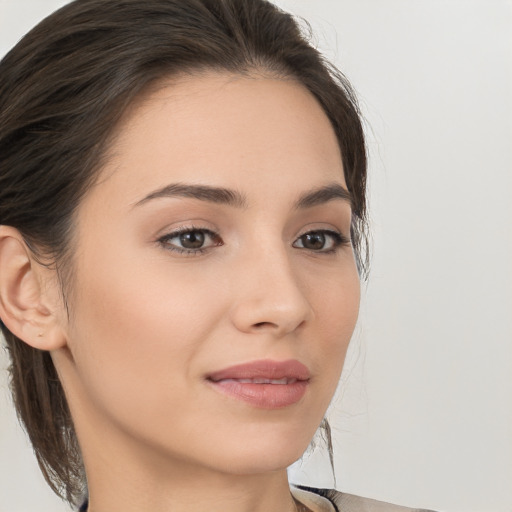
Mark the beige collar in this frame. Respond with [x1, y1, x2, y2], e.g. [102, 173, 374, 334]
[291, 487, 336, 512]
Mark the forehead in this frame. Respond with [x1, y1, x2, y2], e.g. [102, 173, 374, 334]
[91, 72, 346, 209]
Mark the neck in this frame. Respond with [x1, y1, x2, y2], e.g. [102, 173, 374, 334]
[85, 454, 296, 512]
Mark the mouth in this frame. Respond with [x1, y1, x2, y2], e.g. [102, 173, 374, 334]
[218, 377, 299, 384]
[206, 359, 310, 409]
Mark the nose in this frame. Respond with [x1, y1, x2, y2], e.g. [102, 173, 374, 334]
[229, 247, 313, 337]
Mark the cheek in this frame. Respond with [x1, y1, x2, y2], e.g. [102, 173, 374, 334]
[66, 250, 225, 425]
[308, 267, 360, 385]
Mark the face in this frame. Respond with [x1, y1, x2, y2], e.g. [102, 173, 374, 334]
[55, 72, 360, 477]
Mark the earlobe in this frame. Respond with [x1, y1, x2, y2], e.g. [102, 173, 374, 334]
[0, 226, 67, 350]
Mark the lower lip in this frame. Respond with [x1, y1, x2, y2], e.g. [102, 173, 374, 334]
[207, 379, 308, 409]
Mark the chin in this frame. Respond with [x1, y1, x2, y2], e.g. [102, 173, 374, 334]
[216, 450, 305, 476]
[198, 426, 315, 476]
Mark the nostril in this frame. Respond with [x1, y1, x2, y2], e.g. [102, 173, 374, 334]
[253, 322, 273, 329]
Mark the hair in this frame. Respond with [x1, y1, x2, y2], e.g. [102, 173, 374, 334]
[0, 0, 368, 506]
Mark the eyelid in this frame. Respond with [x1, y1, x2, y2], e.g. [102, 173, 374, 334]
[157, 225, 222, 255]
[293, 228, 351, 253]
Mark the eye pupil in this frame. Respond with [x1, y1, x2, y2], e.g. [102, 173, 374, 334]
[302, 232, 325, 250]
[180, 230, 205, 249]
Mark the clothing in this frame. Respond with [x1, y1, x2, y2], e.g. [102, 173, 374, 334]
[292, 486, 438, 512]
[79, 486, 438, 511]
[291, 486, 336, 511]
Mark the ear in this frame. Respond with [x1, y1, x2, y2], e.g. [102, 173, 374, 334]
[0, 226, 67, 350]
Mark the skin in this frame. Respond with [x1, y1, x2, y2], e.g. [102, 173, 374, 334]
[0, 72, 360, 512]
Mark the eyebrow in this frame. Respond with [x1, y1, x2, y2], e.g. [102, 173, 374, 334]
[133, 183, 247, 209]
[294, 183, 352, 209]
[133, 182, 352, 210]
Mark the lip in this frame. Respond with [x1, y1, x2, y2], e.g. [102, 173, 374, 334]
[206, 359, 310, 409]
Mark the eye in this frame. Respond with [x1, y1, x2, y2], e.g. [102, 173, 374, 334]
[293, 229, 350, 254]
[158, 227, 222, 255]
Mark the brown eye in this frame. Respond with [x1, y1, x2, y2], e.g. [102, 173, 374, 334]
[293, 229, 348, 253]
[158, 227, 222, 255]
[300, 232, 326, 250]
[179, 230, 205, 249]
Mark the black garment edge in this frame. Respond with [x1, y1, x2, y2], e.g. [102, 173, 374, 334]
[295, 484, 340, 512]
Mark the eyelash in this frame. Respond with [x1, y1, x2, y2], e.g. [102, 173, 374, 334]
[158, 226, 222, 256]
[157, 225, 351, 256]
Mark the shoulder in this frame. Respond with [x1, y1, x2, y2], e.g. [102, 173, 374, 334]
[294, 485, 438, 512]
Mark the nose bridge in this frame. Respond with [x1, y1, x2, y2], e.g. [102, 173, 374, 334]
[229, 241, 313, 336]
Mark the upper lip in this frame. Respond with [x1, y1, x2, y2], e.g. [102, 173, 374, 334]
[207, 359, 311, 382]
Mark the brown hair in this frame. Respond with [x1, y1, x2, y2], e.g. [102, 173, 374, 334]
[0, 0, 367, 506]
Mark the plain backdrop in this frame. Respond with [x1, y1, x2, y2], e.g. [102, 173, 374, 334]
[1, 1, 511, 511]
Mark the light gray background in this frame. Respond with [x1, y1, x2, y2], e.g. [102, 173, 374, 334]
[1, 1, 511, 511]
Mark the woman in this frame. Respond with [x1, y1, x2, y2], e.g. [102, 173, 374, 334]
[0, 1, 435, 511]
